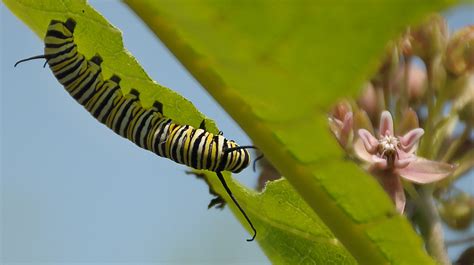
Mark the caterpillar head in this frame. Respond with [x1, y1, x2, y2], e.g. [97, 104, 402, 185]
[222, 140, 251, 173]
[49, 18, 76, 35]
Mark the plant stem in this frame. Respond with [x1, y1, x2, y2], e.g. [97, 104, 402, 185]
[397, 56, 411, 116]
[419, 56, 443, 159]
[441, 124, 471, 162]
[446, 235, 474, 247]
[416, 186, 451, 265]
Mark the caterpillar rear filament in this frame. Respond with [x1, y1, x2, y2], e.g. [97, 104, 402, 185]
[15, 18, 258, 241]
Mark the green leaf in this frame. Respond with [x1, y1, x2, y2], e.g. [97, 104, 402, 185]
[194, 171, 357, 265]
[2, 0, 355, 264]
[123, 1, 459, 264]
[3, 0, 354, 263]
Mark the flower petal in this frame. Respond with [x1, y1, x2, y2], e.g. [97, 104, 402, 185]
[339, 112, 353, 146]
[358, 129, 378, 153]
[354, 138, 373, 163]
[398, 158, 456, 184]
[379, 111, 394, 136]
[400, 128, 424, 152]
[332, 100, 352, 121]
[329, 112, 354, 147]
[394, 184, 407, 213]
[372, 170, 406, 213]
[395, 150, 416, 168]
[372, 155, 388, 169]
[342, 112, 353, 133]
[328, 117, 343, 138]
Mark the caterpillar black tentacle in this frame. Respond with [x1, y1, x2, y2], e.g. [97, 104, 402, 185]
[216, 171, 256, 242]
[15, 18, 261, 241]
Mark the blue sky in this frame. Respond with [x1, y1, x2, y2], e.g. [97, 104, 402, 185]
[1, 1, 473, 264]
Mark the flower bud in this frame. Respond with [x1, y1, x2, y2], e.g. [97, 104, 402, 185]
[459, 100, 474, 126]
[439, 192, 474, 230]
[392, 65, 427, 102]
[451, 75, 474, 124]
[407, 67, 428, 101]
[456, 246, 474, 265]
[444, 71, 472, 101]
[397, 108, 420, 135]
[399, 32, 413, 57]
[445, 25, 474, 76]
[358, 83, 385, 122]
[431, 55, 447, 92]
[358, 83, 377, 117]
[409, 14, 448, 61]
[257, 157, 281, 191]
[353, 109, 374, 134]
[331, 100, 352, 121]
[329, 100, 354, 148]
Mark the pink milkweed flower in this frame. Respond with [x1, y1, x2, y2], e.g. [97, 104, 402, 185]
[354, 111, 455, 213]
[328, 100, 353, 148]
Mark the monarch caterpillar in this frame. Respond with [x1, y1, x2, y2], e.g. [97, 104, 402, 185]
[15, 18, 259, 241]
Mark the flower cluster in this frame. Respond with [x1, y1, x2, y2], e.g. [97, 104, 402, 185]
[328, 15, 472, 218]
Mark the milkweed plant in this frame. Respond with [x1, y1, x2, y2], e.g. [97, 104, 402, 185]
[327, 15, 474, 264]
[3, 1, 474, 265]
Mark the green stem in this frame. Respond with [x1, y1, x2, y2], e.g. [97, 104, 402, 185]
[441, 124, 471, 162]
[445, 235, 474, 247]
[419, 56, 443, 158]
[416, 186, 451, 265]
[396, 56, 411, 116]
[383, 46, 398, 113]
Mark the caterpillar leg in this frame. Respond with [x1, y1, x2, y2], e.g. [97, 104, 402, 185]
[152, 101, 164, 114]
[200, 120, 223, 135]
[109, 74, 121, 84]
[199, 120, 207, 130]
[129, 88, 140, 99]
[64, 18, 76, 33]
[90, 54, 103, 66]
